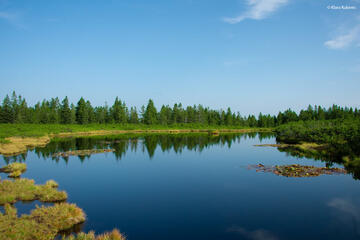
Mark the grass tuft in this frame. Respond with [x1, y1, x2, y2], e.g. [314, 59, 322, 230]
[0, 203, 85, 240]
[1, 162, 27, 178]
[63, 229, 126, 240]
[0, 178, 67, 205]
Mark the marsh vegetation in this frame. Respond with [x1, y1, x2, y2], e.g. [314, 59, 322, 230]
[249, 164, 347, 177]
[0, 163, 125, 240]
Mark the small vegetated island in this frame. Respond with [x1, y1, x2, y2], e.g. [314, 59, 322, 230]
[0, 91, 360, 239]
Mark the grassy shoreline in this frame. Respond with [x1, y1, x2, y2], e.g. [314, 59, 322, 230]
[0, 124, 272, 156]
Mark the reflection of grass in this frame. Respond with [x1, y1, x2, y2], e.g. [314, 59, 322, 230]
[0, 203, 85, 240]
[0, 178, 67, 205]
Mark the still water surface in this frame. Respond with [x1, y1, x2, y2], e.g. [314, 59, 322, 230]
[1, 133, 360, 240]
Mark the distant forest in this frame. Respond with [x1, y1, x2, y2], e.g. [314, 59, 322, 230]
[0, 92, 359, 127]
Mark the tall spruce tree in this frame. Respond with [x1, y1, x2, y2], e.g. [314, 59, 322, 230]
[76, 97, 88, 124]
[129, 107, 139, 124]
[144, 99, 157, 125]
[60, 97, 72, 124]
[0, 95, 14, 123]
[111, 97, 127, 124]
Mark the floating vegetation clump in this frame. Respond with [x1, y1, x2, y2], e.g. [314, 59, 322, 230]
[249, 164, 347, 177]
[0, 162, 27, 178]
[30, 203, 86, 231]
[0, 203, 85, 240]
[63, 229, 126, 240]
[0, 178, 67, 205]
[52, 149, 115, 158]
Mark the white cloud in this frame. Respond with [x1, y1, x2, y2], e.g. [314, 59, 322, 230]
[223, 0, 288, 24]
[325, 24, 360, 49]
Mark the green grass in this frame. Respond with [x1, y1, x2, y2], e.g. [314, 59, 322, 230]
[0, 138, 10, 144]
[1, 163, 27, 178]
[63, 229, 126, 240]
[0, 177, 67, 205]
[0, 123, 271, 139]
[0, 203, 85, 240]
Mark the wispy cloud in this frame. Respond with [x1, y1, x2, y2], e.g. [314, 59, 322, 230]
[226, 225, 279, 240]
[0, 10, 25, 29]
[328, 198, 360, 219]
[223, 0, 288, 24]
[325, 24, 360, 49]
[349, 63, 360, 72]
[0, 11, 16, 21]
[328, 198, 360, 237]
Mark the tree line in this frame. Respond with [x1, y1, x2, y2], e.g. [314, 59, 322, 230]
[0, 91, 359, 127]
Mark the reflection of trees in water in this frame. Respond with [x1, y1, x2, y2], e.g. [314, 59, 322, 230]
[277, 145, 360, 180]
[2, 132, 273, 164]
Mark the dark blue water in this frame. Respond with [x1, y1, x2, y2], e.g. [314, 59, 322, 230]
[1, 133, 360, 240]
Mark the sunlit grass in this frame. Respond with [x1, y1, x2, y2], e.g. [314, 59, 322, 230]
[63, 229, 126, 240]
[1, 163, 27, 178]
[0, 177, 67, 205]
[0, 203, 85, 240]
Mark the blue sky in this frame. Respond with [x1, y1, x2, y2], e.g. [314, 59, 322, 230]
[0, 0, 359, 115]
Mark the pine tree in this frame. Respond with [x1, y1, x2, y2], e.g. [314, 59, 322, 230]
[60, 97, 72, 124]
[144, 99, 157, 125]
[129, 107, 139, 124]
[70, 103, 76, 124]
[159, 105, 168, 125]
[76, 97, 88, 124]
[0, 95, 14, 123]
[49, 98, 60, 123]
[111, 97, 127, 124]
[225, 107, 233, 125]
[16, 97, 28, 123]
[86, 100, 95, 123]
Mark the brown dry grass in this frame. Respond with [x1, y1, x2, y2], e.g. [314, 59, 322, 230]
[0, 136, 50, 156]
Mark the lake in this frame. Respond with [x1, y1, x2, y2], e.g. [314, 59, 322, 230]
[1, 133, 360, 240]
